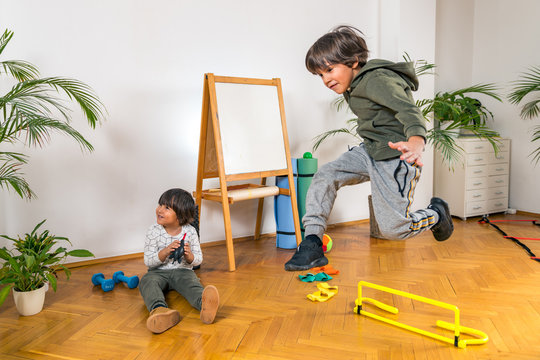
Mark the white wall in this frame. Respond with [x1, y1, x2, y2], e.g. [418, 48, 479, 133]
[0, 0, 437, 261]
[436, 0, 540, 213]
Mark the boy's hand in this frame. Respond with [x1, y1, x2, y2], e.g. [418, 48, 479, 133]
[158, 240, 181, 262]
[388, 136, 425, 167]
[183, 242, 194, 264]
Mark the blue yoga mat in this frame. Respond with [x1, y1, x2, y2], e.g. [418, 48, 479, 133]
[274, 159, 298, 249]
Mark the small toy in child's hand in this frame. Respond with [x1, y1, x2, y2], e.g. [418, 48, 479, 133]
[169, 233, 186, 263]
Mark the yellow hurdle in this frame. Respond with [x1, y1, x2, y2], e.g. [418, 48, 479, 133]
[353, 281, 488, 348]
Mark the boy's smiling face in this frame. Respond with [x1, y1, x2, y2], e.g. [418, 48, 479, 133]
[156, 204, 180, 228]
[318, 62, 360, 94]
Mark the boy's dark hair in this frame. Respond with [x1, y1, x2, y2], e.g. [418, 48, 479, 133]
[305, 25, 369, 74]
[158, 188, 196, 226]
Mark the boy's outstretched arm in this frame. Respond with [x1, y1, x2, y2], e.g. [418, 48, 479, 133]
[388, 136, 425, 166]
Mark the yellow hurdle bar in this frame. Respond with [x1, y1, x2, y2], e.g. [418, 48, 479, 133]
[353, 281, 488, 349]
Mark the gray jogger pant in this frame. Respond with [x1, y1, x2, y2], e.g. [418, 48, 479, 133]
[139, 268, 204, 312]
[303, 144, 439, 240]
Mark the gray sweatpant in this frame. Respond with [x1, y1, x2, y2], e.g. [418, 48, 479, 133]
[303, 144, 439, 240]
[139, 268, 204, 312]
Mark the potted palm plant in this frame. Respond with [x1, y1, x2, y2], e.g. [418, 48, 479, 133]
[0, 220, 94, 315]
[509, 65, 540, 164]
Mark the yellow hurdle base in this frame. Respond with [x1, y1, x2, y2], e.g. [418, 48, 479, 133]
[353, 281, 488, 349]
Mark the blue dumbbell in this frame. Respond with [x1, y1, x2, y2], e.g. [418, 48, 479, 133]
[113, 271, 139, 289]
[92, 273, 115, 292]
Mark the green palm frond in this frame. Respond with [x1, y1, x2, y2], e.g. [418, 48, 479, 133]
[0, 30, 39, 81]
[443, 83, 502, 102]
[519, 98, 540, 119]
[2, 83, 73, 123]
[0, 157, 35, 198]
[509, 65, 540, 103]
[1, 60, 40, 82]
[508, 65, 540, 165]
[426, 128, 463, 168]
[530, 125, 540, 165]
[2, 77, 105, 128]
[331, 96, 348, 112]
[508, 65, 540, 119]
[403, 52, 436, 77]
[43, 77, 105, 128]
[312, 126, 361, 153]
[0, 29, 13, 55]
[0, 151, 29, 164]
[13, 115, 94, 151]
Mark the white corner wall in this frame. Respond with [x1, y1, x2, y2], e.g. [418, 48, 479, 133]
[0, 0, 436, 261]
[436, 0, 540, 214]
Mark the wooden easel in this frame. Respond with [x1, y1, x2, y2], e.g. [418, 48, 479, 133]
[194, 74, 302, 271]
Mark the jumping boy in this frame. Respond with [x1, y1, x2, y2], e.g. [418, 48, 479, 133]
[285, 25, 453, 271]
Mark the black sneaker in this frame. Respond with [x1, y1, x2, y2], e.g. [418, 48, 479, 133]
[428, 197, 454, 241]
[284, 235, 328, 271]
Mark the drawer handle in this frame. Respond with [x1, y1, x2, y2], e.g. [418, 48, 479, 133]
[495, 180, 504, 183]
[473, 182, 482, 185]
[495, 203, 503, 206]
[496, 168, 504, 171]
[474, 158, 483, 161]
[474, 170, 482, 174]
[495, 191, 503, 195]
[473, 195, 482, 198]
[474, 146, 484, 149]
[473, 206, 482, 210]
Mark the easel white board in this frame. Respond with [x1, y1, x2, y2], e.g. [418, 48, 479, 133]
[215, 82, 288, 175]
[194, 74, 302, 271]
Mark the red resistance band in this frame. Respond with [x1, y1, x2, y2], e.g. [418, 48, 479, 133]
[479, 216, 540, 263]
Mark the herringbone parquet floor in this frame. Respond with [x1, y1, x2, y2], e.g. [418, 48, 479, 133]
[1, 213, 540, 359]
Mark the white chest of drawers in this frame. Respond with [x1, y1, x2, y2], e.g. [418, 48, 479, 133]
[434, 138, 510, 220]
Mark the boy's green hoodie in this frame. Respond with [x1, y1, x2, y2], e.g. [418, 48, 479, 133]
[343, 59, 427, 161]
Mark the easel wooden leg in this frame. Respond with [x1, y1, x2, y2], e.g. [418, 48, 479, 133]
[254, 178, 267, 240]
[221, 200, 236, 271]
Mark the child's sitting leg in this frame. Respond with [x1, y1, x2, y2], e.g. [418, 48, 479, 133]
[139, 270, 181, 333]
[169, 268, 219, 324]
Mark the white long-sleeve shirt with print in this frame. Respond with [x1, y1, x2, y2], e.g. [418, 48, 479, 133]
[143, 223, 202, 270]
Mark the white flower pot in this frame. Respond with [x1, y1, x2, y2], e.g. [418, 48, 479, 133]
[12, 285, 47, 316]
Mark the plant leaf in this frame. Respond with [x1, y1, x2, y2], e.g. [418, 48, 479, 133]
[46, 273, 57, 292]
[67, 249, 94, 257]
[0, 285, 14, 307]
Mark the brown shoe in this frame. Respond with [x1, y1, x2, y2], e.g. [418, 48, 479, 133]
[146, 307, 180, 333]
[200, 285, 219, 324]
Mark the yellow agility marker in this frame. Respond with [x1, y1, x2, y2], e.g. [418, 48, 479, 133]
[353, 281, 488, 349]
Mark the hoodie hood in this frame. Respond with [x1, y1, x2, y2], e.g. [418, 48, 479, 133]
[351, 59, 419, 91]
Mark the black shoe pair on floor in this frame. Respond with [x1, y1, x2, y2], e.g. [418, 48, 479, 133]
[284, 197, 453, 271]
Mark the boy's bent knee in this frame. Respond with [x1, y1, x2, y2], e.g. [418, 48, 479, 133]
[377, 227, 409, 241]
